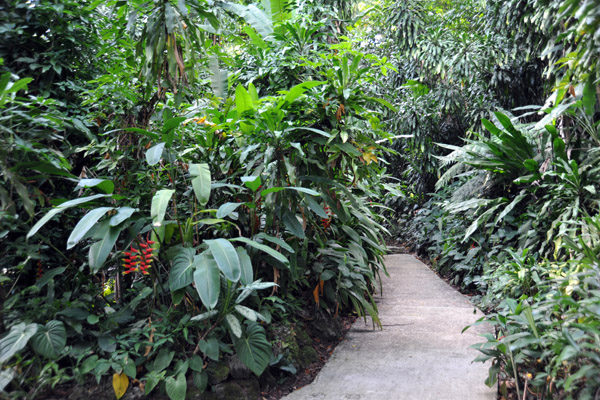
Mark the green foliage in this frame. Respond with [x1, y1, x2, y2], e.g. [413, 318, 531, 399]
[0, 1, 392, 397]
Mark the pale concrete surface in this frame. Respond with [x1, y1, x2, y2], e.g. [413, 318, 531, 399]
[282, 254, 496, 400]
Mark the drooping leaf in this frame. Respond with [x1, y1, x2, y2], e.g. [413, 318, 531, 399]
[30, 320, 66, 359]
[234, 322, 271, 376]
[67, 207, 114, 249]
[282, 211, 304, 238]
[193, 253, 220, 309]
[36, 267, 66, 289]
[206, 239, 241, 282]
[27, 194, 110, 239]
[0, 323, 38, 363]
[169, 247, 196, 291]
[151, 189, 175, 226]
[88, 225, 120, 273]
[230, 237, 289, 265]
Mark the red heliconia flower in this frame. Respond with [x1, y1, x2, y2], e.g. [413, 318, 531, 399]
[122, 239, 156, 275]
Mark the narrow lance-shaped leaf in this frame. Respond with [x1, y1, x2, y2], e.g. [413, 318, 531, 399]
[151, 189, 175, 226]
[206, 239, 241, 282]
[27, 194, 110, 239]
[190, 163, 211, 206]
[236, 247, 253, 285]
[67, 207, 115, 249]
[230, 237, 289, 266]
[193, 253, 220, 309]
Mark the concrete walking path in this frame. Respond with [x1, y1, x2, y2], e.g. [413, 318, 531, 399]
[282, 254, 496, 400]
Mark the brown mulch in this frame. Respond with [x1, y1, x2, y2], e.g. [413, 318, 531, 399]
[259, 314, 357, 400]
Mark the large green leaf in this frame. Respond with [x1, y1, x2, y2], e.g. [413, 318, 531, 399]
[151, 189, 175, 226]
[189, 163, 211, 206]
[27, 194, 110, 239]
[230, 237, 289, 265]
[0, 323, 37, 363]
[236, 247, 253, 285]
[206, 239, 241, 282]
[165, 373, 186, 400]
[89, 225, 120, 273]
[67, 207, 114, 249]
[235, 84, 254, 114]
[193, 253, 220, 309]
[30, 320, 66, 359]
[234, 322, 272, 376]
[169, 247, 196, 291]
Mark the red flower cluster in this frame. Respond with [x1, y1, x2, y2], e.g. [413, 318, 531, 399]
[123, 240, 156, 275]
[321, 206, 333, 230]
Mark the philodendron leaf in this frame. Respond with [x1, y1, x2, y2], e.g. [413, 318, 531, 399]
[206, 239, 241, 282]
[67, 207, 114, 249]
[234, 322, 271, 376]
[30, 320, 67, 359]
[151, 189, 175, 226]
[165, 373, 186, 400]
[193, 253, 220, 309]
[0, 323, 38, 363]
[169, 247, 196, 291]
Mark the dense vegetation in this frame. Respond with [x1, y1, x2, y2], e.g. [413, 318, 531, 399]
[0, 0, 598, 399]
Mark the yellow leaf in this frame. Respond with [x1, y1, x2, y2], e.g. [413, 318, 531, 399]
[113, 372, 129, 399]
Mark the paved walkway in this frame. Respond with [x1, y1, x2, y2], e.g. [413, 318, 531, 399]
[282, 254, 496, 400]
